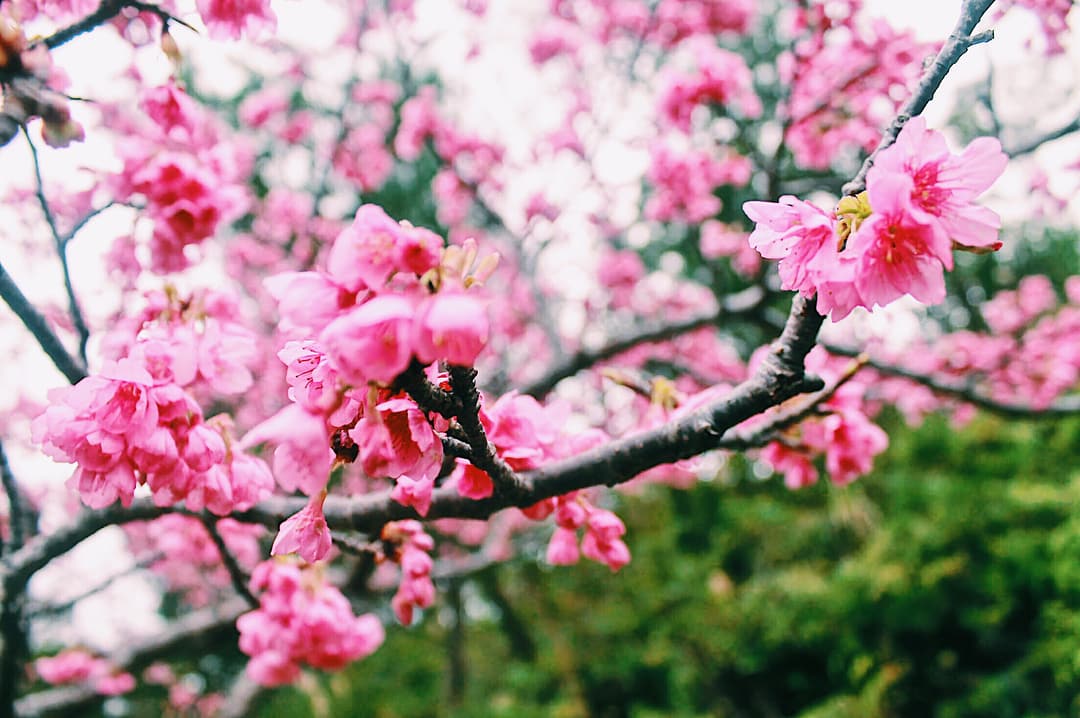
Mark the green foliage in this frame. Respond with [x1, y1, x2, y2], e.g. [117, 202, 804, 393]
[246, 412, 1080, 717]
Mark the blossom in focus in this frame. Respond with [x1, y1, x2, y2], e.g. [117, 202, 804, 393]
[742, 119, 1006, 319]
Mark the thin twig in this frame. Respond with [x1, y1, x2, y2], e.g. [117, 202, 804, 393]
[448, 366, 527, 499]
[715, 354, 869, 451]
[40, 0, 197, 50]
[520, 285, 765, 398]
[824, 343, 1080, 418]
[0, 260, 87, 384]
[0, 443, 26, 554]
[197, 517, 258, 609]
[23, 128, 90, 365]
[842, 1, 997, 195]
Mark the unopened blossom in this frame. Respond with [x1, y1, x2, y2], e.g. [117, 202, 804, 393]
[386, 521, 436, 625]
[272, 491, 333, 563]
[581, 508, 631, 571]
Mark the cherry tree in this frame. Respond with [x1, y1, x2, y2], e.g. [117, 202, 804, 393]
[0, 0, 1078, 714]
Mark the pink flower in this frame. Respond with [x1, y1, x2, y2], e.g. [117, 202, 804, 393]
[822, 411, 889, 486]
[238, 561, 384, 686]
[387, 523, 436, 625]
[333, 125, 393, 193]
[761, 442, 818, 489]
[320, 295, 416, 386]
[454, 459, 493, 500]
[849, 173, 951, 308]
[94, 672, 136, 696]
[196, 0, 276, 40]
[36, 650, 109, 685]
[390, 475, 435, 517]
[264, 271, 348, 335]
[271, 491, 333, 563]
[581, 508, 631, 572]
[352, 397, 443, 482]
[278, 341, 340, 413]
[743, 196, 836, 296]
[241, 404, 332, 496]
[869, 116, 1006, 252]
[546, 527, 580, 565]
[413, 292, 489, 366]
[327, 205, 410, 293]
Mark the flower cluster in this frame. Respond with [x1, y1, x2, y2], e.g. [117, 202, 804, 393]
[646, 142, 750, 223]
[110, 82, 250, 273]
[544, 495, 631, 572]
[237, 560, 384, 686]
[32, 353, 272, 512]
[245, 207, 496, 550]
[757, 349, 889, 489]
[100, 286, 261, 398]
[35, 649, 135, 696]
[743, 117, 1007, 319]
[782, 6, 935, 169]
[385, 521, 436, 626]
[657, 41, 761, 132]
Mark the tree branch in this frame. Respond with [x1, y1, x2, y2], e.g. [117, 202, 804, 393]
[0, 260, 87, 384]
[824, 343, 1080, 418]
[842, 0, 997, 196]
[520, 285, 765, 398]
[39, 0, 196, 50]
[0, 443, 26, 554]
[23, 128, 90, 365]
[715, 354, 869, 451]
[448, 366, 527, 499]
[14, 597, 249, 718]
[197, 517, 258, 609]
[1005, 115, 1080, 158]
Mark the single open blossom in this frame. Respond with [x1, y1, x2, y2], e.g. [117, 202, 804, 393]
[272, 491, 332, 563]
[328, 204, 428, 292]
[743, 196, 835, 296]
[413, 291, 490, 366]
[241, 404, 333, 496]
[848, 173, 951, 309]
[868, 116, 1007, 252]
[320, 295, 416, 386]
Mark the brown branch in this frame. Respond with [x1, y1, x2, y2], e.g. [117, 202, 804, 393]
[197, 517, 258, 609]
[39, 1, 196, 50]
[842, 0, 997, 196]
[448, 366, 527, 499]
[23, 129, 90, 365]
[715, 354, 869, 451]
[0, 260, 87, 384]
[0, 443, 27, 554]
[520, 285, 765, 398]
[14, 597, 249, 718]
[824, 343, 1080, 418]
[1005, 115, 1080, 158]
